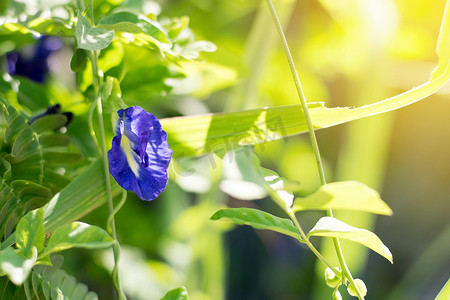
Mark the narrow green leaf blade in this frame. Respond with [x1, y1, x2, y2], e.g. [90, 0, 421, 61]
[76, 13, 114, 51]
[435, 279, 450, 300]
[43, 158, 122, 234]
[210, 208, 300, 241]
[40, 222, 114, 257]
[159, 286, 188, 300]
[161, 0, 450, 159]
[431, 0, 450, 80]
[15, 209, 45, 257]
[307, 217, 393, 263]
[292, 181, 392, 215]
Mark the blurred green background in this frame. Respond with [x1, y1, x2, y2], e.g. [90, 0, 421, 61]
[4, 0, 449, 299]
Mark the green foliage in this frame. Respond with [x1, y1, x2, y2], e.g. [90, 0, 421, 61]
[76, 13, 114, 51]
[0, 98, 81, 240]
[159, 286, 188, 300]
[15, 210, 45, 258]
[40, 222, 114, 258]
[435, 279, 450, 300]
[0, 0, 448, 299]
[210, 207, 300, 241]
[0, 245, 37, 285]
[292, 181, 392, 215]
[307, 217, 393, 263]
[28, 264, 98, 300]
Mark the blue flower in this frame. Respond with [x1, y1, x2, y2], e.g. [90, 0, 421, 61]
[107, 106, 172, 201]
[6, 36, 62, 83]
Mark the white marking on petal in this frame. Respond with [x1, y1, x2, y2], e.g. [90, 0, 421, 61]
[121, 135, 140, 177]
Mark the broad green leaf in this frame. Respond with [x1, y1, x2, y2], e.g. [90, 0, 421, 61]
[307, 217, 393, 263]
[0, 23, 36, 55]
[70, 48, 88, 72]
[76, 13, 114, 51]
[16, 77, 51, 111]
[98, 11, 169, 44]
[159, 286, 188, 300]
[435, 279, 450, 300]
[121, 65, 177, 100]
[292, 181, 392, 215]
[30, 114, 68, 134]
[261, 167, 298, 210]
[210, 207, 300, 241]
[43, 158, 122, 234]
[40, 222, 114, 257]
[27, 17, 74, 36]
[0, 246, 38, 285]
[161, 4, 450, 158]
[15, 209, 45, 257]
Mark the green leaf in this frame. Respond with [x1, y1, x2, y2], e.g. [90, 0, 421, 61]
[292, 181, 392, 215]
[15, 209, 45, 257]
[17, 77, 51, 111]
[11, 127, 37, 160]
[431, 0, 450, 80]
[27, 17, 74, 36]
[40, 222, 114, 258]
[0, 246, 38, 285]
[42, 151, 83, 164]
[160, 286, 188, 300]
[435, 279, 450, 300]
[307, 217, 393, 263]
[98, 11, 169, 43]
[39, 133, 71, 148]
[160, 5, 450, 158]
[30, 114, 68, 134]
[76, 13, 114, 51]
[70, 48, 88, 72]
[120, 65, 175, 100]
[32, 264, 98, 299]
[210, 207, 300, 241]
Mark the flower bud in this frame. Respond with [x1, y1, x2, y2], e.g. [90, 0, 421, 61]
[324, 267, 341, 288]
[332, 289, 342, 300]
[347, 278, 367, 297]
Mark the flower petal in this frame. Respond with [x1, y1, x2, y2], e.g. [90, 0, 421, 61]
[108, 106, 172, 201]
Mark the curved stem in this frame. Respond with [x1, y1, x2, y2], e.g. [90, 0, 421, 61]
[93, 52, 126, 300]
[286, 210, 339, 275]
[266, 1, 364, 299]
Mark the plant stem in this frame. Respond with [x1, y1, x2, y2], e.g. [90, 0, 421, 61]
[79, 2, 126, 297]
[286, 210, 339, 275]
[92, 50, 126, 300]
[265, 1, 364, 298]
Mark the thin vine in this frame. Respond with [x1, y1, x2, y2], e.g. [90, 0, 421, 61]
[265, 0, 364, 298]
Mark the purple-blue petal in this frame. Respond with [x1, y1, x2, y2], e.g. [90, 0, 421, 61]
[108, 106, 172, 201]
